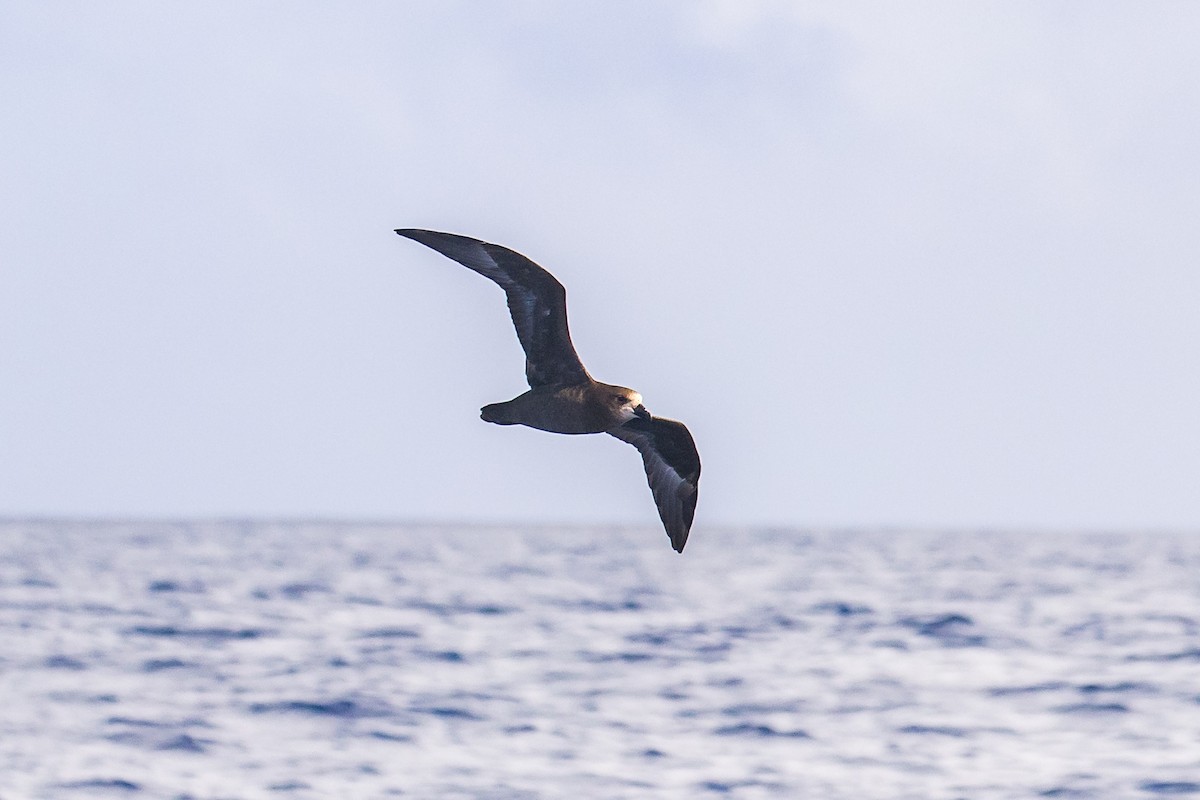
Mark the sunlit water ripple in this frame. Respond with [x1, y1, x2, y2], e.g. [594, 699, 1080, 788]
[2, 520, 1198, 799]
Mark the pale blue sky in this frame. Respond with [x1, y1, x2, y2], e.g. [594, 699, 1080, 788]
[2, 2, 1198, 530]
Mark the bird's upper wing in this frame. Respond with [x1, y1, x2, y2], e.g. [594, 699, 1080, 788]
[395, 229, 590, 388]
[608, 416, 701, 553]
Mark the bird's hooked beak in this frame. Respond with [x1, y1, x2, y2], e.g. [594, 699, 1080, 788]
[633, 404, 651, 420]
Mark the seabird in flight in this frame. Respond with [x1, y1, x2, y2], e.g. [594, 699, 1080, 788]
[395, 229, 701, 553]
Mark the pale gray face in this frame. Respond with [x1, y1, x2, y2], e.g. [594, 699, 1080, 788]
[608, 389, 647, 423]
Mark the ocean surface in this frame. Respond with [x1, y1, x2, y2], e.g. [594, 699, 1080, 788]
[1, 520, 1198, 799]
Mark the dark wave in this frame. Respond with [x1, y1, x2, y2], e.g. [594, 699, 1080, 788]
[128, 625, 268, 640]
[1053, 702, 1130, 714]
[141, 658, 192, 672]
[897, 613, 986, 646]
[810, 601, 874, 616]
[411, 705, 484, 721]
[1139, 782, 1200, 795]
[58, 778, 141, 792]
[43, 654, 87, 670]
[249, 699, 392, 719]
[988, 682, 1072, 697]
[404, 599, 514, 616]
[897, 724, 970, 737]
[714, 723, 811, 739]
[358, 626, 420, 639]
[1128, 649, 1200, 663]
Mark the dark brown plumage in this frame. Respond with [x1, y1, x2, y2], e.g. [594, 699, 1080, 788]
[395, 228, 701, 552]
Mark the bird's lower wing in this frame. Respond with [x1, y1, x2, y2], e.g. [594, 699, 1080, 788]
[609, 417, 701, 553]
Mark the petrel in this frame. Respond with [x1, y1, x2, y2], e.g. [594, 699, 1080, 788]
[395, 229, 701, 553]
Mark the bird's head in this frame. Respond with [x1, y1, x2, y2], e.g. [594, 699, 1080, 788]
[606, 387, 650, 423]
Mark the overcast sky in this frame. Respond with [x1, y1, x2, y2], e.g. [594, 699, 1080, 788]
[2, 2, 1198, 531]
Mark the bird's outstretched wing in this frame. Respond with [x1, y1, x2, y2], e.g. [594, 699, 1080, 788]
[395, 229, 590, 388]
[609, 416, 701, 553]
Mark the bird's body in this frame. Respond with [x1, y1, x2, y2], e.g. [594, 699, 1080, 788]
[395, 228, 700, 552]
[481, 382, 643, 435]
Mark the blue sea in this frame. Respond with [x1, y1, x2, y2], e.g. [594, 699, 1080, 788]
[1, 520, 1198, 799]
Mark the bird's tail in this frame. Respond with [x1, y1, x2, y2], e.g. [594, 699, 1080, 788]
[480, 402, 519, 425]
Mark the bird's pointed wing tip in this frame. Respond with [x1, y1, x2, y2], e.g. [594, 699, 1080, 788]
[670, 523, 691, 553]
[395, 228, 444, 239]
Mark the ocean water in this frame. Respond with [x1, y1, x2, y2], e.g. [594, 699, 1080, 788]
[1, 520, 1198, 800]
